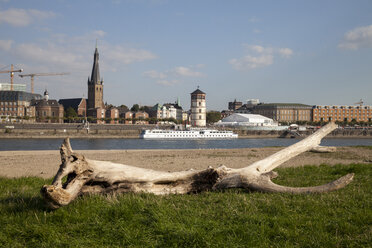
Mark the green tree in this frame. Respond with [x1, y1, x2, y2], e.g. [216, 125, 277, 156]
[131, 104, 140, 112]
[65, 107, 78, 118]
[207, 111, 222, 124]
[118, 104, 129, 111]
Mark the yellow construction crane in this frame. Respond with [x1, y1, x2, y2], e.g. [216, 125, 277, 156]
[19, 72, 69, 93]
[0, 64, 23, 90]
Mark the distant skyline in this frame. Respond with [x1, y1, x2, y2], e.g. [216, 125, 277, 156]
[0, 0, 371, 110]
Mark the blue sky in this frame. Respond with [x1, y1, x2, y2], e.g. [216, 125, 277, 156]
[0, 0, 371, 111]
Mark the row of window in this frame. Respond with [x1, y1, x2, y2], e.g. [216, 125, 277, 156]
[0, 113, 23, 116]
[149, 131, 231, 134]
[315, 106, 371, 110]
[0, 107, 22, 111]
[279, 116, 310, 120]
[150, 135, 231, 138]
[316, 117, 372, 121]
[315, 114, 372, 117]
[36, 111, 57, 117]
[0, 102, 19, 106]
[314, 110, 371, 113]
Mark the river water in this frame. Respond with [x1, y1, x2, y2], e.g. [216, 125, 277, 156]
[0, 138, 371, 151]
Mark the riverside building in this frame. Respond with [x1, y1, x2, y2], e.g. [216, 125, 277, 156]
[32, 90, 64, 123]
[252, 103, 312, 123]
[0, 90, 42, 122]
[312, 105, 372, 123]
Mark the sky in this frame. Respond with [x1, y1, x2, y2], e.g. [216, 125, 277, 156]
[0, 0, 371, 111]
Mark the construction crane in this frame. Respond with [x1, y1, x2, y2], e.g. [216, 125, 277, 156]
[19, 72, 69, 93]
[355, 99, 364, 106]
[0, 64, 23, 90]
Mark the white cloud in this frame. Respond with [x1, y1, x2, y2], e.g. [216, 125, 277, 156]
[157, 79, 178, 86]
[249, 45, 266, 53]
[92, 30, 106, 37]
[104, 46, 156, 64]
[339, 24, 372, 50]
[0, 8, 56, 27]
[0, 40, 13, 51]
[230, 44, 293, 71]
[195, 64, 205, 68]
[7, 30, 156, 73]
[173, 66, 203, 77]
[144, 65, 204, 87]
[248, 17, 260, 23]
[16, 43, 85, 70]
[278, 48, 293, 58]
[0, 30, 156, 97]
[229, 55, 273, 70]
[144, 70, 166, 79]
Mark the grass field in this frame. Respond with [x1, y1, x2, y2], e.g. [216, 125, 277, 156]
[0, 163, 371, 247]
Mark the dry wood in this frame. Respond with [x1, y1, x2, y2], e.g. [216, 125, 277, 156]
[310, 145, 337, 153]
[41, 122, 354, 209]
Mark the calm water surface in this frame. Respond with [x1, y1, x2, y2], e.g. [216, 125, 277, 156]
[0, 138, 371, 151]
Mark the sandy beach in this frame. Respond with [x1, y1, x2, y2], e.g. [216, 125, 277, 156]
[0, 146, 371, 179]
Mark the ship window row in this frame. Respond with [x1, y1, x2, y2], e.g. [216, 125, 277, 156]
[151, 131, 231, 134]
[159, 135, 231, 137]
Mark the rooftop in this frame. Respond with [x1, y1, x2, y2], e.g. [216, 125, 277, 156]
[191, 89, 205, 95]
[0, 91, 42, 101]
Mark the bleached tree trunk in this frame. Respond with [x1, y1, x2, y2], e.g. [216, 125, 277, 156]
[41, 122, 354, 209]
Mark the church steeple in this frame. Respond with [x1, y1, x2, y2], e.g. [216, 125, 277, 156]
[87, 45, 104, 110]
[89, 47, 102, 85]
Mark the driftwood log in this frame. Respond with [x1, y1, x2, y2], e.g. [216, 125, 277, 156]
[41, 122, 354, 209]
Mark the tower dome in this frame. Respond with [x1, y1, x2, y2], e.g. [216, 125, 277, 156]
[43, 89, 49, 101]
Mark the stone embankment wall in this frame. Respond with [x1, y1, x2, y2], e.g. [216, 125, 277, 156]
[0, 123, 371, 138]
[0, 123, 158, 138]
[234, 128, 372, 138]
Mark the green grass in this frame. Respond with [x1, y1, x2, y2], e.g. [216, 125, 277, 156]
[0, 163, 371, 248]
[353, 145, 372, 150]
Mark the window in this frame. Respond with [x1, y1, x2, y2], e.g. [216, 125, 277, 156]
[199, 115, 201, 119]
[199, 109, 201, 113]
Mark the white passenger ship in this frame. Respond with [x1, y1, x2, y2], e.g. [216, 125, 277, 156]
[140, 129, 238, 139]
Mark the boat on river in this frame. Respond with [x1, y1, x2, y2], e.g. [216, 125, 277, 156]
[140, 129, 238, 139]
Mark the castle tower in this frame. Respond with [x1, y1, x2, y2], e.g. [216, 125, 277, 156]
[87, 47, 104, 110]
[190, 87, 206, 127]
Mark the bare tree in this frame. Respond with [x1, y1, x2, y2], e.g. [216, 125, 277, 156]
[41, 122, 354, 209]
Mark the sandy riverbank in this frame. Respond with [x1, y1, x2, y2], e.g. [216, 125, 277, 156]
[0, 147, 371, 179]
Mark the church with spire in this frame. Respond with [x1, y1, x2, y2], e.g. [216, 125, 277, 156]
[86, 45, 106, 123]
[87, 46, 104, 110]
[59, 44, 119, 124]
